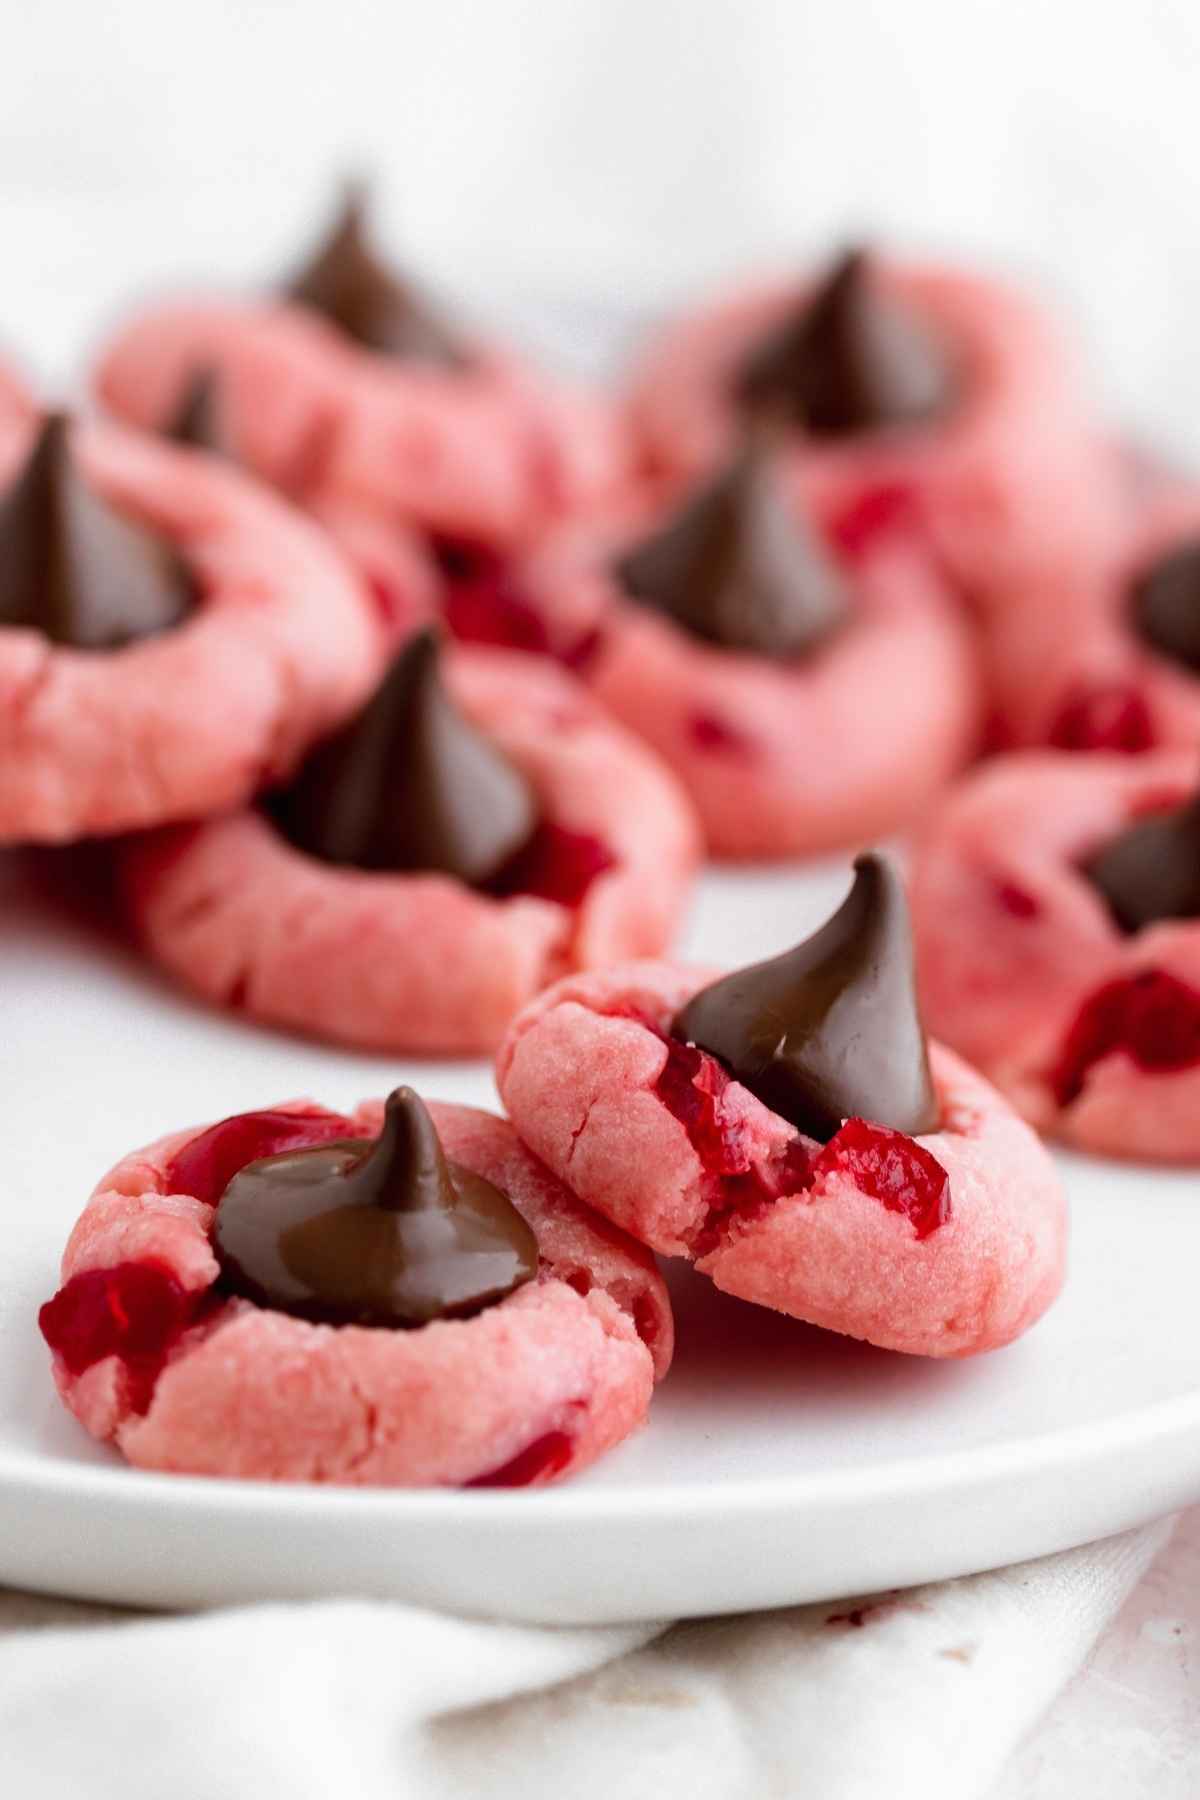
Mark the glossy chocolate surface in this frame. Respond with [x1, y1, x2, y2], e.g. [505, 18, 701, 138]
[1131, 538, 1200, 675]
[214, 1087, 539, 1327]
[673, 852, 938, 1139]
[1084, 788, 1200, 933]
[286, 183, 467, 367]
[0, 413, 194, 649]
[613, 436, 848, 658]
[163, 368, 229, 458]
[273, 628, 537, 883]
[734, 248, 954, 437]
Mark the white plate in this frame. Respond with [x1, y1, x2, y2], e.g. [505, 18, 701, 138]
[2, 848, 1198, 1626]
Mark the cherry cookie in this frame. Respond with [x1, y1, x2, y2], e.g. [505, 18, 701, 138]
[911, 751, 1200, 1161]
[986, 489, 1200, 755]
[95, 187, 630, 562]
[0, 411, 378, 843]
[0, 356, 35, 435]
[510, 431, 979, 857]
[40, 1088, 672, 1485]
[628, 246, 1123, 612]
[123, 628, 699, 1053]
[498, 854, 1066, 1356]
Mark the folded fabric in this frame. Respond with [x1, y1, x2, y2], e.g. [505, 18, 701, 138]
[0, 1518, 1168, 1800]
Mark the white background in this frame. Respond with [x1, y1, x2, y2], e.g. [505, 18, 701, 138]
[1, 1, 1200, 452]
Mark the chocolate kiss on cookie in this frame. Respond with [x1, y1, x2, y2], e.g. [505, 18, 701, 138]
[286, 182, 467, 367]
[674, 852, 939, 1139]
[1083, 785, 1200, 934]
[0, 413, 194, 650]
[734, 248, 954, 437]
[1131, 538, 1200, 675]
[215, 1087, 539, 1327]
[613, 436, 848, 658]
[163, 368, 230, 458]
[275, 627, 537, 883]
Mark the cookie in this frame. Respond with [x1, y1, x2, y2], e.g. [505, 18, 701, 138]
[911, 750, 1200, 1161]
[0, 357, 34, 435]
[122, 633, 700, 1053]
[507, 437, 981, 858]
[498, 856, 1066, 1355]
[628, 248, 1123, 612]
[40, 1090, 672, 1485]
[986, 488, 1200, 754]
[95, 188, 630, 548]
[0, 413, 380, 843]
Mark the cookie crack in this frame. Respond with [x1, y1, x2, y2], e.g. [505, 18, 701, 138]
[2, 643, 56, 730]
[339, 1362, 383, 1479]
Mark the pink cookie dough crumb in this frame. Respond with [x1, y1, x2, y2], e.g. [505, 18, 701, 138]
[497, 962, 1066, 1357]
[41, 1099, 672, 1486]
[910, 750, 1200, 1161]
[0, 416, 383, 844]
[121, 647, 700, 1054]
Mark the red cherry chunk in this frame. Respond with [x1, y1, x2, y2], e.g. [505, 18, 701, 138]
[1052, 969, 1200, 1105]
[655, 1036, 751, 1177]
[444, 571, 555, 657]
[812, 1118, 951, 1240]
[1048, 683, 1155, 753]
[490, 822, 616, 909]
[39, 1261, 203, 1413]
[828, 482, 918, 560]
[994, 879, 1041, 920]
[430, 533, 505, 586]
[465, 1430, 574, 1488]
[166, 1107, 355, 1207]
[687, 712, 756, 757]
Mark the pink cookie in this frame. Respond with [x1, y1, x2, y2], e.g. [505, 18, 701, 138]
[986, 488, 1200, 755]
[0, 356, 35, 435]
[40, 1097, 672, 1486]
[497, 963, 1066, 1357]
[911, 750, 1200, 1161]
[96, 295, 629, 546]
[0, 417, 381, 844]
[629, 258, 1123, 610]
[122, 647, 700, 1054]
[510, 481, 981, 859]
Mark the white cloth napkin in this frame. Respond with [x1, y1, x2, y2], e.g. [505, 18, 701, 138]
[0, 1517, 1171, 1800]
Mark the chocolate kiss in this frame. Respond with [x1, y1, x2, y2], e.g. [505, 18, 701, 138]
[274, 627, 538, 883]
[734, 248, 954, 437]
[612, 436, 849, 658]
[1083, 786, 1200, 934]
[1131, 538, 1200, 675]
[673, 852, 939, 1139]
[215, 1087, 539, 1327]
[163, 368, 230, 458]
[285, 182, 467, 367]
[0, 413, 194, 650]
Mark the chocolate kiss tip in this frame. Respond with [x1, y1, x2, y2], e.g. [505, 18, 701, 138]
[734, 244, 954, 437]
[0, 410, 194, 650]
[673, 850, 938, 1140]
[1083, 781, 1200, 934]
[614, 435, 848, 659]
[273, 626, 538, 883]
[285, 182, 465, 367]
[370, 1086, 459, 1213]
[163, 368, 225, 456]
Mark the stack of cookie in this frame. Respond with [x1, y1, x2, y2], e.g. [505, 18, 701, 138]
[19, 187, 1196, 1489]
